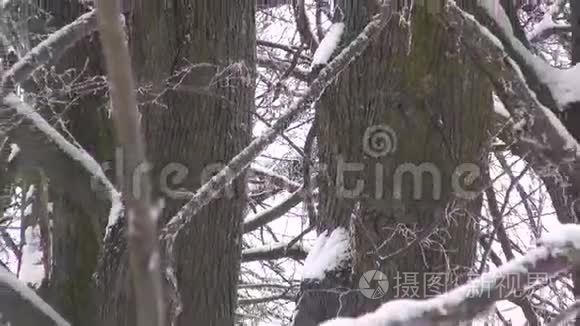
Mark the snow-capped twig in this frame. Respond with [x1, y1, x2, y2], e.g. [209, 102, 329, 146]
[321, 224, 580, 325]
[96, 0, 164, 325]
[0, 267, 70, 326]
[0, 10, 98, 97]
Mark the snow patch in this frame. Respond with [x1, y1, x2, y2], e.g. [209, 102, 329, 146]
[20, 225, 44, 287]
[311, 22, 345, 67]
[302, 227, 350, 280]
[8, 143, 20, 162]
[538, 222, 580, 249]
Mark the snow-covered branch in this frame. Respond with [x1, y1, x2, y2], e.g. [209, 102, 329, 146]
[0, 10, 98, 97]
[1, 94, 121, 228]
[96, 0, 164, 325]
[441, 1, 580, 196]
[321, 224, 580, 325]
[0, 267, 70, 326]
[472, 0, 580, 111]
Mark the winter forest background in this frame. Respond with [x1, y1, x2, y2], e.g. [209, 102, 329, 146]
[2, 0, 580, 325]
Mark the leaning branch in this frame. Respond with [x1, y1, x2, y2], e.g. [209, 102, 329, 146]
[96, 1, 164, 326]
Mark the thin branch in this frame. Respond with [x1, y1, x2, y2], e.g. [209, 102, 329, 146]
[96, 1, 164, 326]
[243, 188, 304, 233]
[293, 0, 319, 53]
[242, 242, 308, 262]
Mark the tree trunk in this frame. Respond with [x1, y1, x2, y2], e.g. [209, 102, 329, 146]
[293, 1, 492, 324]
[97, 1, 255, 325]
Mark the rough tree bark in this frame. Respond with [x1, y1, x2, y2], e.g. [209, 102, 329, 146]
[293, 1, 492, 324]
[97, 1, 255, 325]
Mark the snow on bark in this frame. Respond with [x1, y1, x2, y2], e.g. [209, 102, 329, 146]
[311, 22, 345, 67]
[0, 267, 70, 326]
[302, 227, 350, 280]
[7, 142, 19, 162]
[320, 224, 580, 325]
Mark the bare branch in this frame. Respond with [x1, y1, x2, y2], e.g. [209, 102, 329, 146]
[96, 1, 164, 326]
[293, 0, 319, 53]
[242, 242, 308, 262]
[243, 188, 304, 233]
[257, 55, 310, 81]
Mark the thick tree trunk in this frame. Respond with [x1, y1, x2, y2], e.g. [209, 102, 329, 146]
[98, 1, 255, 325]
[293, 1, 492, 324]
